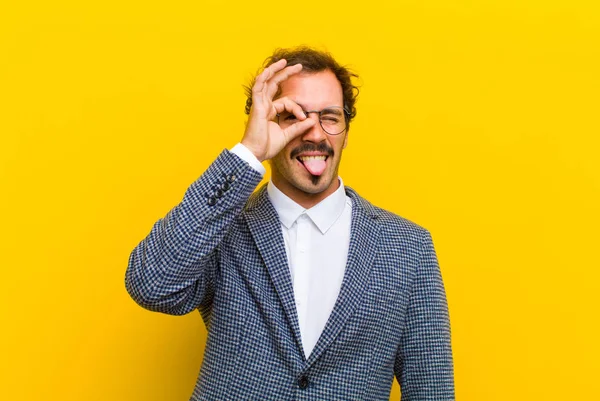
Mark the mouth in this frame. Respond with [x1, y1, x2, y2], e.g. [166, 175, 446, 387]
[296, 155, 329, 176]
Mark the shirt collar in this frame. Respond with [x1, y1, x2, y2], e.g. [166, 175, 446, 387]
[267, 177, 348, 234]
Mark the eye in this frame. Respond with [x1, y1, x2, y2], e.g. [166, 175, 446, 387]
[321, 116, 341, 124]
[278, 112, 297, 122]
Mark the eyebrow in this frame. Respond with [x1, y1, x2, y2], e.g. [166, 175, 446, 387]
[295, 103, 344, 115]
[320, 108, 343, 116]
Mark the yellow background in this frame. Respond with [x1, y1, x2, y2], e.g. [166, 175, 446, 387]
[1, 1, 599, 400]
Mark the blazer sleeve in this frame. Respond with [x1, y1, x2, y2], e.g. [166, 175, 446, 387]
[125, 149, 263, 316]
[394, 229, 455, 400]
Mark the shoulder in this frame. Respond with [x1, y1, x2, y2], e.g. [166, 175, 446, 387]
[345, 186, 431, 245]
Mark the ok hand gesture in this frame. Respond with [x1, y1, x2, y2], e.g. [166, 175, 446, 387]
[241, 59, 316, 162]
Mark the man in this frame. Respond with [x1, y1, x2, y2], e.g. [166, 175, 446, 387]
[126, 47, 454, 400]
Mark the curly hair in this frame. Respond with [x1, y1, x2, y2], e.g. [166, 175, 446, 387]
[244, 46, 359, 128]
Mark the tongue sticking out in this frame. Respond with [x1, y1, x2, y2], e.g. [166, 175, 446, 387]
[302, 158, 327, 176]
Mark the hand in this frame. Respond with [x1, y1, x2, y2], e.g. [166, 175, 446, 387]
[241, 59, 316, 162]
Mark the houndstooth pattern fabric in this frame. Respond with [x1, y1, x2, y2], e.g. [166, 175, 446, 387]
[126, 149, 454, 400]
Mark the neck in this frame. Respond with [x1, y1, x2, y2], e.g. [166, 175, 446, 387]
[271, 175, 341, 209]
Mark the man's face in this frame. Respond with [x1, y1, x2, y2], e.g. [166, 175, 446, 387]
[270, 69, 348, 201]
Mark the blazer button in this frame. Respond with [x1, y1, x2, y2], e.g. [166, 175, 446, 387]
[214, 188, 224, 198]
[207, 197, 217, 206]
[298, 375, 309, 389]
[226, 174, 236, 183]
[221, 181, 230, 191]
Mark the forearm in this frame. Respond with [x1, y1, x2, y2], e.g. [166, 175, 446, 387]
[125, 149, 263, 315]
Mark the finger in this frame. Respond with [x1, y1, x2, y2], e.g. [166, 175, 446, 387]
[265, 63, 303, 99]
[282, 118, 317, 142]
[272, 97, 306, 120]
[253, 59, 287, 95]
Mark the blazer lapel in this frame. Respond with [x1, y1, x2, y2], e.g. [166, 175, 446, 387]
[244, 186, 305, 358]
[306, 186, 381, 366]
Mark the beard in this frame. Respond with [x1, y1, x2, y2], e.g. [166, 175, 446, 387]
[270, 141, 341, 195]
[289, 142, 334, 160]
[291, 142, 335, 186]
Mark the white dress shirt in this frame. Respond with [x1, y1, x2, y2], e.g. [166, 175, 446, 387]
[231, 143, 352, 358]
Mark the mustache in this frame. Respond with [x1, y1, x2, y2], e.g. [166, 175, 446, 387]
[290, 143, 334, 159]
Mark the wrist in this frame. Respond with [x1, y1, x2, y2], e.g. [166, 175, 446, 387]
[240, 140, 265, 162]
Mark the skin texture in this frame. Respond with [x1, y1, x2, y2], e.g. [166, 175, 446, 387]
[241, 60, 348, 209]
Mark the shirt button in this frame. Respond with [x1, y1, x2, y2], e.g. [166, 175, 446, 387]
[298, 375, 309, 389]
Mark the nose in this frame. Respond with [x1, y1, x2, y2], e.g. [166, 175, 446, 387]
[301, 112, 328, 143]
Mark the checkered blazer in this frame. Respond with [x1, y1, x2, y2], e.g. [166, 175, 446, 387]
[126, 150, 454, 400]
